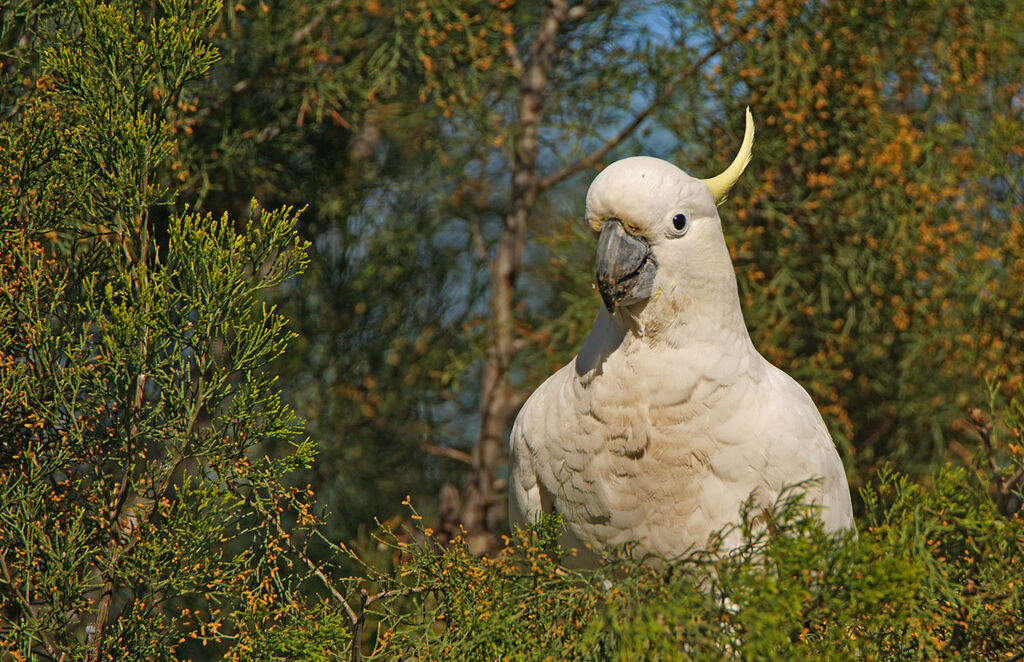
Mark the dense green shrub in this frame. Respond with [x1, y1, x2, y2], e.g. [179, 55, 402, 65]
[356, 463, 1023, 660]
[0, 2, 330, 659]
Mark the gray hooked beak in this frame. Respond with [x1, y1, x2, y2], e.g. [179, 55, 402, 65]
[595, 219, 657, 314]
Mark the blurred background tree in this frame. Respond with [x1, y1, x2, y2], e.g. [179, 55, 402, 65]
[168, 0, 546, 540]
[700, 0, 1024, 486]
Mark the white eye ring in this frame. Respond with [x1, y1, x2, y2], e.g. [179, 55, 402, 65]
[668, 212, 689, 237]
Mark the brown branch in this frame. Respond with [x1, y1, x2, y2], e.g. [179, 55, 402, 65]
[87, 206, 152, 662]
[566, 5, 588, 20]
[273, 515, 354, 622]
[422, 443, 473, 465]
[1006, 463, 1024, 494]
[538, 35, 739, 191]
[352, 586, 430, 661]
[364, 585, 429, 609]
[971, 410, 1000, 478]
[467, 219, 489, 263]
[289, 0, 346, 48]
[968, 408, 1023, 516]
[234, 484, 373, 661]
[502, 24, 524, 76]
[240, 489, 361, 650]
[351, 590, 368, 662]
[85, 406, 139, 662]
[102, 360, 199, 565]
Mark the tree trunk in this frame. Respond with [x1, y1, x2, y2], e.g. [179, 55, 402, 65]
[456, 0, 572, 551]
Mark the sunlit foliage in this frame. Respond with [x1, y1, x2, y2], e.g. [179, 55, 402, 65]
[0, 2, 325, 658]
[353, 462, 1023, 660]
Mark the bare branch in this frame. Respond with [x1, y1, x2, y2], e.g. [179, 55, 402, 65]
[279, 519, 355, 623]
[502, 27, 524, 76]
[352, 590, 368, 662]
[467, 219, 489, 263]
[970, 409, 1002, 480]
[289, 0, 346, 48]
[566, 5, 588, 21]
[1007, 463, 1024, 493]
[237, 486, 359, 626]
[350, 586, 431, 660]
[538, 36, 739, 191]
[364, 585, 429, 609]
[968, 407, 1023, 516]
[422, 443, 473, 465]
[461, 0, 574, 539]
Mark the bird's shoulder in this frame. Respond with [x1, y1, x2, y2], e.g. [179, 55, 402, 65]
[754, 360, 832, 445]
[747, 359, 850, 504]
[510, 358, 579, 455]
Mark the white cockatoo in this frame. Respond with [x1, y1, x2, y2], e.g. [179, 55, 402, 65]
[508, 109, 854, 566]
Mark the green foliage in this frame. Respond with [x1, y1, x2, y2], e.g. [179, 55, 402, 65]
[357, 466, 1023, 660]
[0, 2, 346, 659]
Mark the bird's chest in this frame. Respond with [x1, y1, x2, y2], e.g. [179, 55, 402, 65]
[542, 340, 761, 553]
[574, 340, 743, 441]
[577, 360, 717, 480]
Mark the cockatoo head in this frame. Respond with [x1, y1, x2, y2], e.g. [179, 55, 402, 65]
[584, 109, 754, 318]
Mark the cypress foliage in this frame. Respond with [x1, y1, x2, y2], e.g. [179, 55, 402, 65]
[0, 2, 333, 658]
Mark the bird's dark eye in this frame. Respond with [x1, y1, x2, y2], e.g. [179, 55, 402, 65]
[672, 213, 688, 232]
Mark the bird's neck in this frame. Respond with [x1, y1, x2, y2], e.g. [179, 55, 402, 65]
[574, 287, 760, 391]
[615, 276, 754, 352]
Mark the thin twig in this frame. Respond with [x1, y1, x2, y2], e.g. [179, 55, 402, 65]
[969, 408, 1023, 515]
[353, 586, 431, 661]
[502, 24, 524, 75]
[351, 590, 369, 662]
[364, 585, 429, 609]
[289, 0, 346, 47]
[975, 416, 1001, 478]
[245, 493, 357, 622]
[1007, 463, 1024, 493]
[467, 219, 489, 263]
[421, 443, 473, 465]
[85, 429, 136, 662]
[293, 533, 356, 622]
[0, 551, 62, 659]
